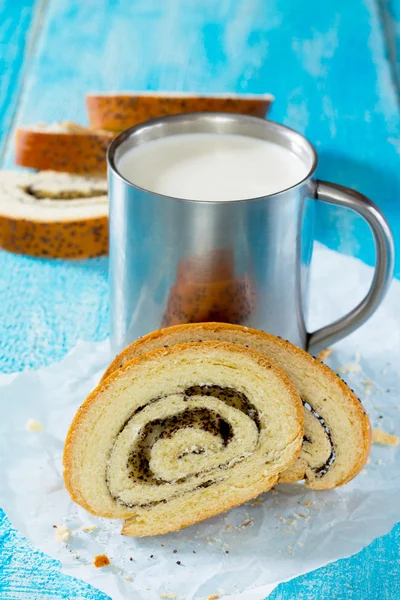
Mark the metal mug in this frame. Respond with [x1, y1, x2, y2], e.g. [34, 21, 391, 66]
[107, 113, 394, 352]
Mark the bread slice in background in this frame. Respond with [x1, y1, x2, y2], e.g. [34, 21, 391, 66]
[15, 93, 273, 176]
[86, 91, 274, 131]
[15, 123, 114, 174]
[0, 170, 108, 258]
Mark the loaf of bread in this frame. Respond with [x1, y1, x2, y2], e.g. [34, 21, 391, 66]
[15, 122, 114, 174]
[103, 323, 371, 490]
[64, 341, 303, 536]
[0, 170, 108, 258]
[86, 91, 273, 131]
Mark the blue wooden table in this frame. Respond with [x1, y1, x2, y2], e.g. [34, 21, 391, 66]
[0, 1, 399, 598]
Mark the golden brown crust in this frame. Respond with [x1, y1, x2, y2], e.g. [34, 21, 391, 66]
[86, 93, 273, 130]
[15, 127, 114, 174]
[0, 213, 108, 258]
[63, 354, 135, 514]
[63, 340, 303, 529]
[102, 323, 371, 490]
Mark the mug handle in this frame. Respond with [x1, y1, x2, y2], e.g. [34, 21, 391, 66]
[307, 180, 395, 351]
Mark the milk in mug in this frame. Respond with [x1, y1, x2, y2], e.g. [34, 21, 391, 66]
[117, 133, 310, 201]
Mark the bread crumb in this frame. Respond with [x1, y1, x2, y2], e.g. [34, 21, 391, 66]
[250, 498, 262, 505]
[225, 524, 231, 531]
[208, 595, 220, 600]
[54, 524, 70, 542]
[82, 525, 97, 532]
[125, 575, 131, 581]
[203, 535, 214, 544]
[363, 381, 374, 395]
[372, 429, 399, 446]
[159, 594, 176, 599]
[337, 363, 361, 374]
[317, 348, 333, 361]
[26, 418, 43, 432]
[241, 519, 253, 527]
[304, 500, 311, 506]
[297, 513, 311, 520]
[93, 554, 110, 568]
[286, 545, 292, 554]
[297, 541, 304, 547]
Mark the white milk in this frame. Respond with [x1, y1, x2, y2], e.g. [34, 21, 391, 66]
[117, 133, 309, 201]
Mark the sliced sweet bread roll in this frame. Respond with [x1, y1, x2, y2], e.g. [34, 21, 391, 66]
[15, 122, 114, 174]
[103, 323, 371, 490]
[86, 91, 274, 130]
[0, 170, 107, 257]
[64, 341, 303, 536]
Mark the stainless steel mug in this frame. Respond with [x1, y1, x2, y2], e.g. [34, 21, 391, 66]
[107, 113, 394, 352]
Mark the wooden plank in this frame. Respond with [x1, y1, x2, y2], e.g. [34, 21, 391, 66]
[264, 0, 400, 275]
[1, 0, 281, 128]
[0, 0, 38, 160]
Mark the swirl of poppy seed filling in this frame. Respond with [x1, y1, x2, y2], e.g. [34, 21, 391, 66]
[185, 389, 336, 476]
[105, 387, 336, 509]
[106, 386, 261, 508]
[302, 400, 336, 476]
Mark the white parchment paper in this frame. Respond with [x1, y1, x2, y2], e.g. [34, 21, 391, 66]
[0, 243, 399, 600]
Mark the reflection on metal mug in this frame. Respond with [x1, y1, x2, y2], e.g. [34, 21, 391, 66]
[107, 113, 394, 352]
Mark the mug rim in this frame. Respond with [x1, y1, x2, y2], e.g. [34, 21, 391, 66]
[107, 112, 318, 203]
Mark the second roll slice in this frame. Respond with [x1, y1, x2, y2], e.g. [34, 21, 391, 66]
[15, 123, 114, 174]
[0, 170, 108, 258]
[64, 342, 303, 536]
[86, 91, 274, 131]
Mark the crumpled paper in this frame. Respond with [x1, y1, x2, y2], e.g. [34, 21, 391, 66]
[0, 243, 399, 600]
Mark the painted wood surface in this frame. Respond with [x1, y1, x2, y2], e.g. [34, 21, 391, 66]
[0, 0, 37, 160]
[0, 0, 399, 598]
[382, 0, 400, 92]
[2, 0, 400, 274]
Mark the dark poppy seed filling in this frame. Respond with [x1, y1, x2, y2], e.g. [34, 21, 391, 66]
[302, 400, 336, 476]
[184, 385, 261, 430]
[106, 385, 261, 508]
[24, 185, 107, 200]
[127, 407, 233, 485]
[119, 479, 221, 509]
